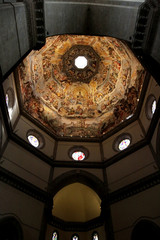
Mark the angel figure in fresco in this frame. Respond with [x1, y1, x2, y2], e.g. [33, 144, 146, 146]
[76, 91, 84, 105]
[68, 107, 75, 116]
[75, 106, 83, 115]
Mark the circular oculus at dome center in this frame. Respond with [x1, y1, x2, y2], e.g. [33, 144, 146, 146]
[74, 56, 88, 69]
[62, 45, 100, 83]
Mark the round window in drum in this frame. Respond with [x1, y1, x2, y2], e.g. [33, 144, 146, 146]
[145, 94, 157, 120]
[5, 87, 15, 118]
[113, 133, 132, 152]
[27, 130, 45, 149]
[72, 151, 85, 161]
[69, 146, 89, 161]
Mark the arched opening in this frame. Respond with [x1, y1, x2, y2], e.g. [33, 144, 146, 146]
[47, 170, 106, 230]
[52, 182, 101, 222]
[131, 219, 160, 240]
[0, 216, 23, 240]
[49, 170, 105, 201]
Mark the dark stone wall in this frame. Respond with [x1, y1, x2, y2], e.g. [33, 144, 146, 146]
[149, 11, 160, 64]
[0, 3, 30, 76]
[44, 0, 143, 41]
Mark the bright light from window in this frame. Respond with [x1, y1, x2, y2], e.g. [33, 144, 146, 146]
[6, 93, 9, 107]
[72, 151, 85, 161]
[93, 233, 98, 240]
[75, 56, 88, 69]
[118, 139, 130, 151]
[8, 108, 13, 119]
[5, 93, 13, 119]
[126, 114, 133, 120]
[28, 135, 39, 148]
[52, 232, 58, 240]
[152, 100, 156, 115]
[72, 236, 78, 240]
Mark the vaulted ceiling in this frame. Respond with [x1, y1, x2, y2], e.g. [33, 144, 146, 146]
[16, 35, 145, 139]
[0, 0, 160, 234]
[52, 183, 101, 222]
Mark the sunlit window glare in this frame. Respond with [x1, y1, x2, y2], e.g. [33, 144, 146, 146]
[93, 233, 98, 240]
[126, 114, 133, 120]
[8, 108, 13, 119]
[72, 151, 85, 161]
[5, 93, 9, 107]
[118, 139, 130, 151]
[75, 56, 88, 69]
[52, 232, 58, 240]
[28, 135, 39, 147]
[6, 93, 13, 119]
[152, 100, 156, 115]
[72, 236, 78, 240]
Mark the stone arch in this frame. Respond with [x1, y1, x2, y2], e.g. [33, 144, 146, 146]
[0, 215, 23, 240]
[131, 219, 160, 240]
[47, 169, 107, 223]
[49, 170, 105, 201]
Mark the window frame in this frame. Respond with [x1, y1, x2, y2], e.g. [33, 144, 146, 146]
[113, 133, 132, 152]
[26, 129, 45, 149]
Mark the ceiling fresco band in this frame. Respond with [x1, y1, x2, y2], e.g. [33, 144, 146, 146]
[17, 35, 146, 139]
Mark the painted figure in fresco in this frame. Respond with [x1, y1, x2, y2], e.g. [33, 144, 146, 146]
[18, 35, 145, 139]
[75, 106, 83, 115]
[76, 91, 84, 105]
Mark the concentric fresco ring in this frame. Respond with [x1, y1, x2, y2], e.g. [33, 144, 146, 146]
[17, 35, 146, 138]
[62, 45, 100, 82]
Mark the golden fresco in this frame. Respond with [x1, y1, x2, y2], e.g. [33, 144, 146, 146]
[17, 35, 145, 138]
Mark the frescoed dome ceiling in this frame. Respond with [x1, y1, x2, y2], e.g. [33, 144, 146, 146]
[17, 35, 146, 139]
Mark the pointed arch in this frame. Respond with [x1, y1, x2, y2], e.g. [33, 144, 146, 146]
[49, 170, 105, 201]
